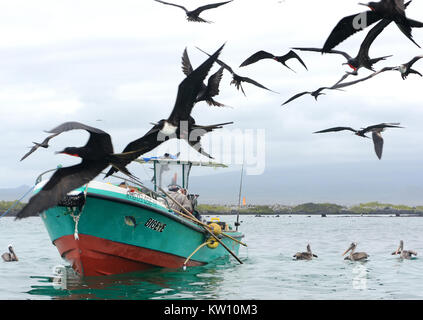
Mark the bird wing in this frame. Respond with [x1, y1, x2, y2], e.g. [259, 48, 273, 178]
[153, 0, 188, 12]
[362, 123, 403, 132]
[104, 125, 163, 178]
[281, 91, 310, 106]
[195, 46, 235, 74]
[168, 43, 225, 124]
[191, 0, 233, 15]
[322, 11, 381, 52]
[206, 66, 224, 98]
[239, 75, 276, 93]
[239, 51, 275, 67]
[292, 47, 352, 61]
[358, 19, 391, 61]
[372, 131, 384, 159]
[15, 160, 107, 219]
[313, 127, 358, 134]
[281, 50, 308, 70]
[181, 48, 194, 76]
[47, 121, 114, 155]
[332, 67, 395, 90]
[407, 55, 423, 68]
[20, 132, 60, 161]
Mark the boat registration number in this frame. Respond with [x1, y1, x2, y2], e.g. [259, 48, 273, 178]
[145, 218, 166, 233]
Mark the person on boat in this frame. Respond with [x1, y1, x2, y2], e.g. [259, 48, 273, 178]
[168, 186, 193, 214]
[118, 182, 127, 189]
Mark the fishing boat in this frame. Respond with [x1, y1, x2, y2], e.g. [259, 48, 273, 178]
[36, 157, 245, 276]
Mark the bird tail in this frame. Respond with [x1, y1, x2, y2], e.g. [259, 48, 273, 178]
[369, 55, 393, 66]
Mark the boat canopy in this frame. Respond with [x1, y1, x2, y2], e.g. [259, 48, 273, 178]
[134, 157, 227, 192]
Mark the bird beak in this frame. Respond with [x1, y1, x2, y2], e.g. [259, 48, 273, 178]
[343, 246, 352, 256]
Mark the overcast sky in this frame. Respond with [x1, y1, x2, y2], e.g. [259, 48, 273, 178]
[1, 0, 423, 205]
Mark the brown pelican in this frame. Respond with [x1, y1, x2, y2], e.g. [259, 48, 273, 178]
[293, 244, 318, 260]
[1, 245, 18, 262]
[392, 240, 417, 259]
[343, 242, 369, 261]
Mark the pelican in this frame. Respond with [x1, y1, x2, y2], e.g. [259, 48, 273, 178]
[392, 240, 417, 259]
[293, 244, 318, 260]
[1, 245, 18, 262]
[343, 242, 369, 261]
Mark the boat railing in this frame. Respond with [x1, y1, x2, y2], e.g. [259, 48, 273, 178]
[34, 167, 172, 210]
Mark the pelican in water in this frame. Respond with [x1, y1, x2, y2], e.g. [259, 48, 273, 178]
[1, 245, 18, 262]
[343, 242, 369, 261]
[293, 244, 318, 260]
[392, 240, 417, 259]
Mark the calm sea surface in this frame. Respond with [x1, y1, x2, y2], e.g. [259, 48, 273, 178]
[0, 215, 422, 300]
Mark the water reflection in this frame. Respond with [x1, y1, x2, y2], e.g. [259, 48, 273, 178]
[27, 258, 233, 300]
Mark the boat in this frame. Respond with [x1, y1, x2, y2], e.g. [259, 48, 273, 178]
[36, 157, 245, 276]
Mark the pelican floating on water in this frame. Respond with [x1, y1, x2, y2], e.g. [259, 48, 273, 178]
[343, 242, 369, 261]
[392, 240, 417, 259]
[1, 245, 18, 262]
[293, 244, 318, 260]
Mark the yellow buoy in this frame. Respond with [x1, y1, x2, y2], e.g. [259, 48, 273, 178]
[208, 222, 222, 236]
[207, 237, 219, 249]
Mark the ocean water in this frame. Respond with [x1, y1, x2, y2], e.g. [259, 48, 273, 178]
[0, 215, 422, 300]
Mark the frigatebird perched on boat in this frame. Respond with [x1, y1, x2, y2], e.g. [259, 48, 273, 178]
[294, 18, 393, 75]
[313, 123, 403, 159]
[182, 48, 225, 107]
[153, 0, 233, 23]
[16, 122, 141, 219]
[20, 132, 60, 161]
[322, 0, 423, 53]
[239, 50, 308, 72]
[104, 44, 232, 179]
[196, 46, 278, 96]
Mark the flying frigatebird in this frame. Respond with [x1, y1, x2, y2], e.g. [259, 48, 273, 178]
[20, 132, 60, 161]
[322, 0, 423, 53]
[153, 0, 233, 23]
[294, 17, 394, 75]
[239, 50, 308, 72]
[16, 121, 142, 219]
[396, 54, 423, 79]
[196, 46, 278, 96]
[182, 48, 226, 107]
[104, 44, 233, 178]
[313, 122, 403, 159]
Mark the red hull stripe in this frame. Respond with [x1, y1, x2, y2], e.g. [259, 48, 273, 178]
[54, 234, 204, 276]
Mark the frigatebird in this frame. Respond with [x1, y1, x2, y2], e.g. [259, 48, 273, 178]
[397, 54, 423, 79]
[281, 86, 344, 106]
[294, 18, 393, 74]
[104, 44, 232, 178]
[20, 132, 60, 161]
[153, 0, 233, 23]
[182, 48, 225, 107]
[332, 66, 396, 89]
[313, 123, 403, 159]
[196, 46, 278, 96]
[239, 50, 308, 72]
[322, 0, 423, 53]
[16, 122, 141, 219]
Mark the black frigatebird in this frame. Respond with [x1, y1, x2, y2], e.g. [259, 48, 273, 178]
[281, 86, 344, 106]
[20, 132, 60, 161]
[153, 0, 233, 23]
[196, 46, 278, 96]
[182, 48, 225, 107]
[322, 0, 422, 52]
[294, 18, 394, 75]
[313, 123, 403, 159]
[104, 44, 232, 178]
[16, 122, 141, 219]
[239, 50, 308, 72]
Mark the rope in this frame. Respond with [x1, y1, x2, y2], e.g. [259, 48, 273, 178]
[0, 185, 35, 218]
